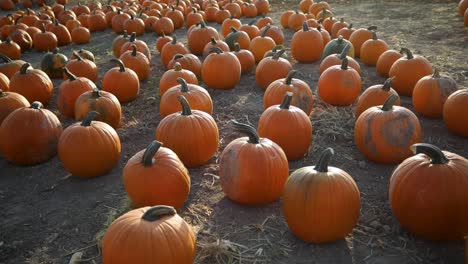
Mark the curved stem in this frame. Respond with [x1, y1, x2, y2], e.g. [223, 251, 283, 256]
[81, 111, 99, 126]
[341, 57, 348, 70]
[129, 32, 137, 42]
[111, 58, 126, 72]
[142, 140, 163, 167]
[284, 70, 297, 85]
[432, 68, 440, 78]
[173, 62, 182, 71]
[248, 19, 257, 26]
[209, 47, 224, 54]
[348, 23, 353, 29]
[381, 94, 399, 111]
[272, 49, 286, 60]
[410, 143, 449, 164]
[336, 35, 344, 44]
[371, 31, 378, 40]
[91, 89, 102, 98]
[131, 45, 137, 56]
[230, 26, 238, 33]
[178, 95, 192, 116]
[381, 77, 394, 91]
[73, 52, 83, 61]
[367, 26, 377, 31]
[260, 24, 270, 37]
[142, 205, 176, 221]
[313, 148, 334, 173]
[20, 63, 30, 74]
[231, 120, 260, 144]
[339, 44, 351, 60]
[279, 92, 293, 110]
[0, 54, 13, 63]
[209, 37, 217, 45]
[400, 48, 413, 60]
[177, 77, 189, 92]
[30, 101, 43, 109]
[170, 35, 177, 44]
[63, 67, 77, 80]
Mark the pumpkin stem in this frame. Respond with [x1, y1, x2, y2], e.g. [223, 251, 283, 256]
[381, 77, 394, 91]
[336, 35, 344, 44]
[410, 143, 449, 164]
[367, 26, 377, 31]
[30, 101, 43, 109]
[173, 54, 184, 61]
[284, 70, 297, 85]
[142, 140, 163, 167]
[178, 95, 192, 116]
[272, 49, 286, 60]
[371, 31, 378, 40]
[348, 23, 353, 29]
[314, 148, 334, 173]
[233, 42, 241, 52]
[260, 24, 270, 37]
[231, 120, 260, 144]
[63, 67, 78, 80]
[73, 52, 83, 61]
[173, 62, 182, 71]
[19, 63, 30, 74]
[81, 111, 99, 126]
[279, 92, 293, 110]
[339, 44, 351, 60]
[199, 20, 206, 28]
[177, 77, 189, 92]
[170, 35, 177, 44]
[381, 94, 399, 111]
[209, 37, 217, 45]
[209, 47, 224, 54]
[131, 44, 138, 56]
[230, 26, 238, 33]
[432, 68, 440, 78]
[400, 48, 413, 60]
[248, 19, 257, 26]
[123, 30, 128, 38]
[142, 205, 176, 221]
[129, 32, 137, 42]
[111, 58, 126, 72]
[341, 57, 348, 70]
[0, 54, 13, 62]
[0, 89, 5, 98]
[302, 21, 309, 31]
[91, 88, 102, 98]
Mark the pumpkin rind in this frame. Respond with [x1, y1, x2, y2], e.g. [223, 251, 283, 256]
[57, 67, 96, 118]
[74, 89, 122, 128]
[0, 89, 29, 124]
[376, 49, 404, 77]
[201, 47, 241, 90]
[255, 49, 292, 90]
[102, 58, 140, 103]
[9, 63, 54, 105]
[354, 78, 401, 117]
[443, 89, 468, 137]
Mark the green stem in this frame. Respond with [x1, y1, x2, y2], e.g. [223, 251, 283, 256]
[231, 120, 260, 144]
[209, 47, 224, 54]
[30, 101, 43, 109]
[381, 77, 394, 91]
[142, 140, 163, 167]
[230, 26, 238, 33]
[63, 67, 77, 80]
[400, 48, 413, 60]
[81, 111, 99, 126]
[279, 92, 293, 110]
[284, 70, 297, 85]
[209, 37, 217, 45]
[410, 143, 449, 164]
[260, 24, 270, 37]
[272, 49, 286, 60]
[381, 94, 399, 111]
[248, 19, 257, 26]
[339, 44, 351, 60]
[129, 32, 137, 42]
[131, 44, 137, 56]
[178, 95, 192, 116]
[142, 205, 176, 221]
[314, 148, 334, 173]
[73, 52, 83, 61]
[111, 58, 126, 72]
[177, 77, 189, 92]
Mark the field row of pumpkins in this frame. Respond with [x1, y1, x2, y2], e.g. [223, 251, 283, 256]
[0, 0, 467, 262]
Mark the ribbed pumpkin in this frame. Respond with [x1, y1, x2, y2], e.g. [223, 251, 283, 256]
[0, 54, 26, 79]
[232, 42, 255, 74]
[318, 58, 361, 106]
[119, 45, 150, 81]
[443, 89, 468, 137]
[282, 148, 360, 243]
[58, 111, 121, 177]
[123, 141, 190, 208]
[355, 78, 401, 117]
[0, 101, 63, 165]
[389, 143, 468, 240]
[348, 25, 376, 58]
[388, 48, 432, 97]
[187, 21, 219, 55]
[71, 25, 91, 44]
[319, 44, 360, 74]
[219, 121, 289, 205]
[360, 31, 389, 66]
[287, 10, 307, 31]
[256, 49, 292, 90]
[412, 68, 458, 119]
[239, 20, 260, 40]
[264, 70, 313, 115]
[260, 24, 284, 45]
[102, 58, 140, 103]
[0, 89, 29, 124]
[9, 63, 53, 105]
[0, 38, 21, 60]
[102, 206, 196, 264]
[258, 92, 312, 160]
[74, 89, 122, 129]
[291, 21, 323, 63]
[57, 67, 96, 118]
[155, 96, 219, 168]
[65, 52, 98, 82]
[336, 23, 355, 40]
[354, 95, 422, 164]
[49, 18, 72, 46]
[160, 62, 198, 96]
[376, 49, 404, 77]
[316, 25, 331, 45]
[40, 48, 68, 78]
[322, 35, 354, 59]
[160, 77, 213, 117]
[221, 16, 241, 37]
[248, 25, 276, 63]
[201, 47, 241, 90]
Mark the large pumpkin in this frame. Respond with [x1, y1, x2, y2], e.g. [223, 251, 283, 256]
[258, 92, 312, 160]
[201, 47, 241, 90]
[102, 205, 196, 264]
[155, 95, 219, 168]
[290, 21, 323, 63]
[354, 95, 422, 164]
[0, 89, 29, 124]
[58, 111, 121, 177]
[74, 89, 122, 129]
[255, 49, 292, 90]
[102, 58, 140, 103]
[389, 143, 468, 240]
[355, 78, 401, 117]
[219, 120, 289, 205]
[123, 140, 190, 208]
[282, 147, 360, 243]
[9, 63, 54, 105]
[443, 88, 468, 137]
[187, 21, 219, 55]
[57, 67, 96, 118]
[0, 101, 63, 165]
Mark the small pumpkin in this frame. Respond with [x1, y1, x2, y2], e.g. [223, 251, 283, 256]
[70, 49, 95, 62]
[354, 95, 422, 164]
[355, 78, 401, 117]
[389, 143, 468, 240]
[9, 29, 32, 52]
[376, 49, 404, 77]
[443, 88, 468, 137]
[248, 24, 276, 63]
[201, 47, 241, 90]
[259, 24, 284, 45]
[330, 17, 348, 38]
[9, 63, 54, 105]
[232, 42, 255, 75]
[255, 49, 292, 90]
[123, 141, 190, 208]
[319, 44, 360, 74]
[219, 120, 289, 205]
[0, 101, 63, 165]
[280, 10, 294, 28]
[65, 52, 98, 82]
[102, 58, 140, 103]
[153, 16, 175, 36]
[120, 32, 151, 61]
[40, 48, 68, 79]
[74, 89, 122, 129]
[348, 25, 376, 58]
[336, 23, 355, 40]
[317, 58, 361, 106]
[322, 35, 354, 59]
[221, 16, 241, 37]
[57, 67, 96, 118]
[287, 10, 307, 31]
[202, 37, 230, 57]
[33, 24, 58, 52]
[123, 14, 145, 36]
[0, 54, 26, 79]
[155, 33, 173, 54]
[291, 21, 324, 63]
[225, 26, 250, 50]
[282, 147, 361, 243]
[49, 18, 72, 46]
[360, 31, 389, 66]
[412, 68, 458, 119]
[0, 89, 29, 124]
[112, 31, 129, 57]
[155, 95, 219, 168]
[239, 19, 260, 40]
[161, 36, 189, 68]
[0, 38, 21, 60]
[258, 92, 312, 160]
[71, 25, 91, 44]
[187, 21, 219, 55]
[102, 206, 196, 264]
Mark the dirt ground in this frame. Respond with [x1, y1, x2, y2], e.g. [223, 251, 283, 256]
[1, 0, 468, 263]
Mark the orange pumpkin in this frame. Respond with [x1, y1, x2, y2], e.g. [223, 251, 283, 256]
[317, 58, 361, 106]
[0, 54, 26, 79]
[258, 92, 312, 160]
[57, 67, 96, 118]
[112, 31, 129, 57]
[160, 36, 189, 68]
[255, 49, 292, 90]
[287, 10, 307, 31]
[120, 45, 150, 81]
[0, 71, 8, 91]
[354, 95, 422, 164]
[221, 16, 241, 37]
[348, 25, 376, 58]
[74, 89, 122, 129]
[283, 147, 360, 243]
[376, 49, 404, 77]
[202, 37, 230, 57]
[155, 95, 219, 168]
[355, 78, 401, 117]
[71, 25, 91, 44]
[219, 120, 289, 205]
[336, 23, 355, 40]
[443, 89, 468, 137]
[232, 42, 255, 74]
[102, 58, 140, 103]
[201, 47, 241, 90]
[389, 143, 468, 240]
[155, 33, 172, 53]
[248, 25, 276, 63]
[102, 206, 196, 264]
[0, 89, 29, 124]
[58, 111, 121, 177]
[187, 21, 219, 55]
[65, 52, 98, 82]
[239, 20, 260, 40]
[330, 17, 348, 38]
[0, 38, 21, 60]
[167, 54, 202, 79]
[388, 48, 433, 97]
[120, 32, 151, 60]
[0, 101, 63, 165]
[225, 26, 251, 50]
[360, 31, 389, 66]
[159, 62, 198, 96]
[280, 10, 295, 28]
[33, 24, 58, 52]
[123, 141, 190, 208]
[291, 21, 323, 63]
[319, 44, 360, 74]
[9, 63, 54, 105]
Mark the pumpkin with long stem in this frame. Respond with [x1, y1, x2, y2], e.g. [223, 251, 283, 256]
[201, 47, 241, 90]
[389, 143, 468, 240]
[102, 58, 139, 103]
[219, 120, 289, 205]
[443, 88, 468, 137]
[40, 48, 68, 78]
[282, 147, 360, 243]
[258, 92, 312, 160]
[355, 78, 401, 117]
[0, 89, 29, 124]
[57, 67, 96, 118]
[319, 43, 360, 74]
[123, 141, 190, 208]
[119, 45, 150, 81]
[354, 95, 422, 164]
[102, 205, 196, 264]
[255, 49, 292, 90]
[9, 63, 54, 105]
[160, 77, 212, 117]
[376, 49, 404, 77]
[159, 62, 198, 96]
[0, 101, 63, 165]
[74, 89, 122, 128]
[65, 52, 98, 82]
[58, 111, 121, 178]
[155, 95, 219, 168]
[360, 31, 389, 66]
[291, 21, 323, 63]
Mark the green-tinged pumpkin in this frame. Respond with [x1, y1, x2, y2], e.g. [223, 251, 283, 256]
[40, 48, 68, 78]
[322, 35, 354, 59]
